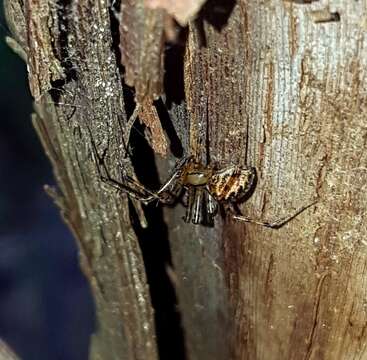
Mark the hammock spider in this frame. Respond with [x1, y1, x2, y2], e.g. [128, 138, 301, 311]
[92, 141, 314, 227]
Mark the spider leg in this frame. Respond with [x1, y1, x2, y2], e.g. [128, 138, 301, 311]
[233, 201, 317, 229]
[192, 187, 204, 224]
[89, 131, 158, 203]
[206, 192, 218, 223]
[183, 187, 195, 223]
[155, 174, 180, 200]
[120, 173, 165, 201]
[106, 172, 158, 202]
[153, 156, 192, 204]
[156, 157, 191, 195]
[183, 187, 214, 225]
[123, 103, 140, 149]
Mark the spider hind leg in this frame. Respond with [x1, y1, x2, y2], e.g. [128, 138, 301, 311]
[232, 201, 317, 229]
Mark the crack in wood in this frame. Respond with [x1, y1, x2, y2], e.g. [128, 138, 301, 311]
[304, 272, 329, 360]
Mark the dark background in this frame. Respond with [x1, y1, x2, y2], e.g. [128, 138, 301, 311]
[0, 4, 94, 360]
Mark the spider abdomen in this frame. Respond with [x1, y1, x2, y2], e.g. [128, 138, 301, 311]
[207, 166, 255, 202]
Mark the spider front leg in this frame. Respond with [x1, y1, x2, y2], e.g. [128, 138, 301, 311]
[153, 159, 188, 204]
[233, 201, 317, 229]
[89, 134, 159, 203]
[90, 133, 192, 207]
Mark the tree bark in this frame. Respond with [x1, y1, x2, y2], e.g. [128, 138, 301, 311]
[167, 2, 367, 360]
[5, 0, 367, 359]
[4, 1, 159, 359]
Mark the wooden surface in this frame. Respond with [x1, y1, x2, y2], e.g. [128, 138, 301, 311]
[5, 0, 367, 359]
[167, 1, 367, 359]
[5, 1, 159, 359]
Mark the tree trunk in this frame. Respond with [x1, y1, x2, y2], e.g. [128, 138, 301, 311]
[4, 1, 159, 359]
[5, 0, 367, 359]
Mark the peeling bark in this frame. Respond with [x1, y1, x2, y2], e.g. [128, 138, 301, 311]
[119, 0, 165, 102]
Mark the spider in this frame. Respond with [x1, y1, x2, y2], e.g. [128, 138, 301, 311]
[91, 140, 315, 227]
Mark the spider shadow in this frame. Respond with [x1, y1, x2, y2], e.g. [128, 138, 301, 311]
[199, 0, 236, 31]
[194, 0, 236, 47]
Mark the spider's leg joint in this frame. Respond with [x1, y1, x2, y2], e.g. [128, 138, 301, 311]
[233, 200, 317, 229]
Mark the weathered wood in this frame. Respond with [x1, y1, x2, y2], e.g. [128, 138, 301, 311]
[165, 1, 367, 359]
[5, 1, 159, 359]
[6, 0, 367, 359]
[120, 0, 165, 102]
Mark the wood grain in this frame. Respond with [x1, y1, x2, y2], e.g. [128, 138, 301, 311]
[167, 1, 367, 359]
[5, 0, 159, 359]
[6, 0, 367, 359]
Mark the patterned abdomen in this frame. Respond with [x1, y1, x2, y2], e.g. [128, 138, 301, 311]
[207, 166, 256, 202]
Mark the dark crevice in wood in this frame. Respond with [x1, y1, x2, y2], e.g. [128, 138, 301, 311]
[193, 18, 207, 48]
[129, 124, 187, 360]
[121, 83, 136, 119]
[120, 83, 139, 155]
[304, 272, 329, 360]
[55, 0, 76, 80]
[129, 121, 160, 192]
[164, 39, 186, 108]
[154, 98, 184, 158]
[109, 0, 124, 76]
[199, 0, 236, 31]
[49, 0, 77, 104]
